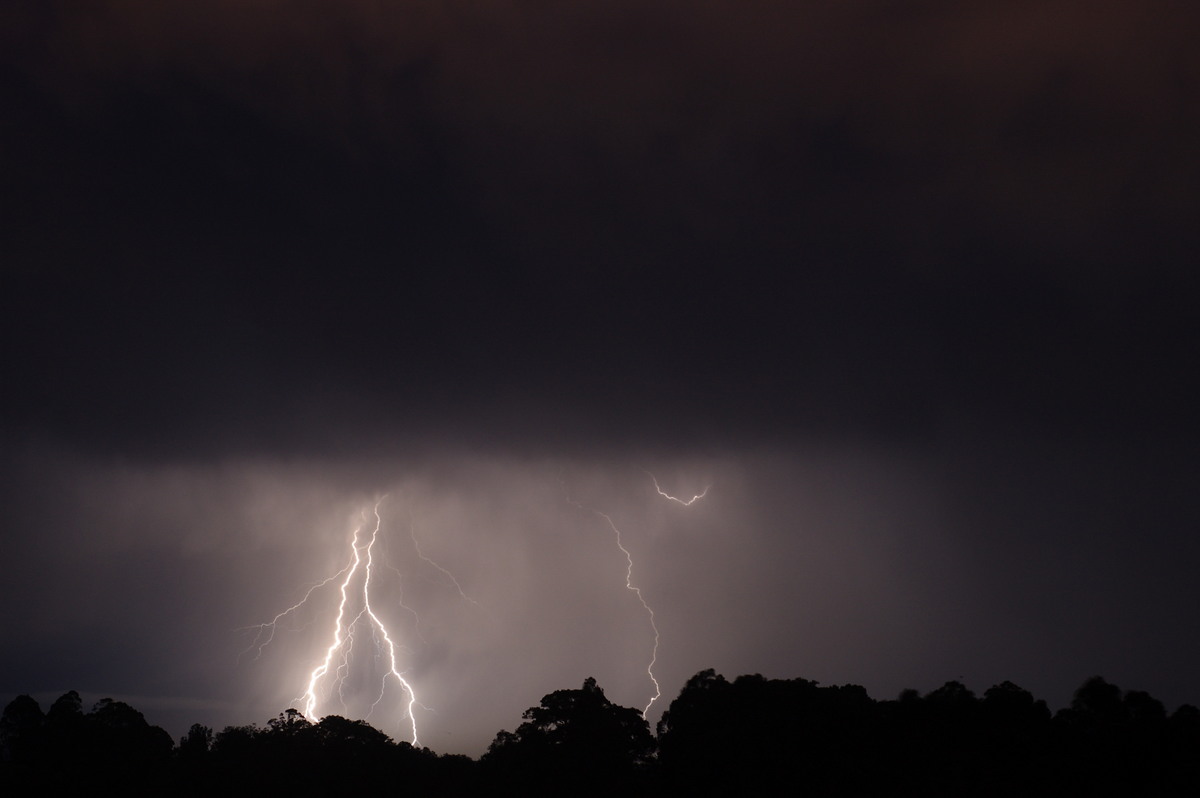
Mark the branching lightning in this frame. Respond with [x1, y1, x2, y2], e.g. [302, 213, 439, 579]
[246, 496, 481, 746]
[292, 499, 421, 743]
[245, 473, 709, 742]
[239, 567, 353, 662]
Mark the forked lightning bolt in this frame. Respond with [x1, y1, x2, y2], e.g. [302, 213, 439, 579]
[245, 497, 428, 745]
[299, 499, 420, 744]
[246, 476, 704, 740]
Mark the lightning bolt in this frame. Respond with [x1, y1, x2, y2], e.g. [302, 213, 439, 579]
[562, 480, 661, 717]
[647, 471, 711, 506]
[298, 499, 421, 745]
[245, 497, 423, 745]
[597, 508, 662, 717]
[247, 494, 487, 746]
[560, 472, 712, 717]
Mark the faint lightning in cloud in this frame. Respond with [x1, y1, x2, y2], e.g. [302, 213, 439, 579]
[407, 516, 487, 615]
[647, 471, 711, 506]
[378, 560, 429, 646]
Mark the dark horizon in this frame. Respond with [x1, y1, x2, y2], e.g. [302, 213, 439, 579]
[7, 664, 1196, 754]
[6, 668, 1200, 797]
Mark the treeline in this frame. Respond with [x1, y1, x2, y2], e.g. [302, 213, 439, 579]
[3, 671, 1199, 795]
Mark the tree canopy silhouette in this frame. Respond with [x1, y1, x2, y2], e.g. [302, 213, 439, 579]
[483, 676, 655, 796]
[4, 672, 1199, 796]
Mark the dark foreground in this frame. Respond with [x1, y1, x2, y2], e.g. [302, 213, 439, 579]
[4, 670, 1198, 796]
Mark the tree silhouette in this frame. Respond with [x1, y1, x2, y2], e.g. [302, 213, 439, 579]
[178, 723, 213, 762]
[657, 670, 883, 794]
[1, 692, 174, 792]
[0, 695, 45, 767]
[46, 690, 83, 724]
[5, 673, 1200, 796]
[483, 677, 654, 796]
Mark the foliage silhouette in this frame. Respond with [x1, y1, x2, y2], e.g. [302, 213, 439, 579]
[657, 669, 880, 794]
[1, 691, 173, 792]
[483, 676, 655, 796]
[4, 672, 1200, 796]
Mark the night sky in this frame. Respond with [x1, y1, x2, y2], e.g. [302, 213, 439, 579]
[3, 1, 1199, 756]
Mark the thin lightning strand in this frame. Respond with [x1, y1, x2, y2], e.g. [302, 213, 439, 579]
[562, 471, 713, 717]
[639, 473, 710, 713]
[562, 479, 662, 717]
[408, 518, 487, 614]
[647, 471, 711, 506]
[379, 561, 430, 645]
[238, 565, 353, 661]
[596, 509, 661, 717]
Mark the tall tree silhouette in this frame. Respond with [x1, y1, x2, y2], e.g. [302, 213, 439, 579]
[483, 677, 654, 796]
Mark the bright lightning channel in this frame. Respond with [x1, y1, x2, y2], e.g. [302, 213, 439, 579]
[299, 499, 421, 744]
[246, 498, 425, 745]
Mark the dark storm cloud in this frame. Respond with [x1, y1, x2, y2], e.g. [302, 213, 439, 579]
[3, 0, 1200, 756]
[4, 0, 1198, 456]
